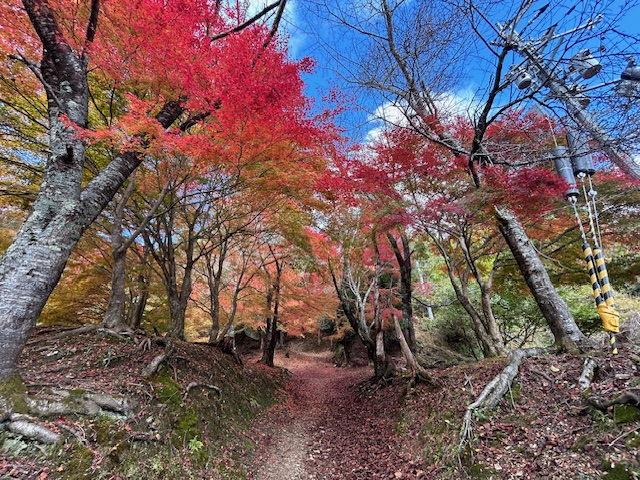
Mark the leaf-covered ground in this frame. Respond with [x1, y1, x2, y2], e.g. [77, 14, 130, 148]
[247, 346, 640, 480]
[1, 328, 639, 479]
[1, 327, 286, 479]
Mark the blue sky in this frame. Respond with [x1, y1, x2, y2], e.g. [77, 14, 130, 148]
[251, 0, 640, 147]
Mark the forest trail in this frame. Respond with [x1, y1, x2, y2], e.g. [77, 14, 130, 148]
[248, 351, 415, 480]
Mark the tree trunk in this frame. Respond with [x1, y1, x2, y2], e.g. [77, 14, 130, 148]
[166, 267, 192, 340]
[328, 259, 377, 365]
[372, 238, 393, 378]
[448, 271, 503, 358]
[262, 277, 281, 367]
[128, 281, 148, 330]
[0, 0, 185, 381]
[207, 243, 228, 344]
[0, 0, 90, 380]
[103, 245, 129, 331]
[479, 287, 507, 354]
[495, 206, 592, 352]
[387, 232, 417, 352]
[393, 314, 428, 379]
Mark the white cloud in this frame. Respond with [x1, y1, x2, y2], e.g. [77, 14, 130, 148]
[364, 86, 480, 144]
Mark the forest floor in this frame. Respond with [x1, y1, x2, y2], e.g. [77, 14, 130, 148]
[246, 350, 416, 480]
[245, 346, 640, 480]
[1, 328, 639, 479]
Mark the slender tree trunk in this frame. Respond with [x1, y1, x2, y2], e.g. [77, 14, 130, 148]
[373, 238, 393, 378]
[393, 314, 428, 378]
[328, 259, 377, 365]
[387, 232, 417, 352]
[448, 268, 502, 358]
[104, 175, 170, 332]
[479, 287, 507, 354]
[207, 242, 228, 344]
[128, 276, 148, 330]
[103, 245, 129, 331]
[261, 277, 281, 367]
[495, 206, 592, 353]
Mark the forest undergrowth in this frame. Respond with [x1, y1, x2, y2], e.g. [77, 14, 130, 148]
[1, 328, 639, 479]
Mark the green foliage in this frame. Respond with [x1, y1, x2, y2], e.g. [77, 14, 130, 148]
[557, 285, 602, 335]
[602, 459, 632, 480]
[188, 435, 204, 453]
[614, 405, 640, 424]
[493, 278, 547, 346]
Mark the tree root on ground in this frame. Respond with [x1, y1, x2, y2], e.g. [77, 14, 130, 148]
[578, 357, 599, 392]
[26, 325, 99, 346]
[182, 382, 221, 400]
[588, 390, 640, 410]
[27, 325, 137, 347]
[0, 385, 132, 445]
[458, 347, 554, 452]
[141, 341, 175, 378]
[6, 415, 61, 444]
[576, 356, 639, 411]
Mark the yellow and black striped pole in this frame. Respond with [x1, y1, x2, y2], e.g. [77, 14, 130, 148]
[573, 201, 619, 354]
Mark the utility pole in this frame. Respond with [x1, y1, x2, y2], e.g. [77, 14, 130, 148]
[494, 14, 640, 180]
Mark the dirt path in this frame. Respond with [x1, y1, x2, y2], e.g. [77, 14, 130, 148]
[248, 351, 420, 480]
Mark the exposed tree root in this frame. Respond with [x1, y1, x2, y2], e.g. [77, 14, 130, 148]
[6, 416, 61, 444]
[1, 385, 132, 445]
[578, 357, 599, 392]
[392, 314, 432, 385]
[26, 325, 98, 346]
[588, 390, 640, 410]
[26, 325, 137, 347]
[182, 382, 221, 400]
[576, 356, 640, 416]
[141, 342, 175, 378]
[458, 347, 553, 452]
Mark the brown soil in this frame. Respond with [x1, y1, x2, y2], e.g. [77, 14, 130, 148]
[2, 328, 639, 479]
[247, 346, 640, 480]
[247, 350, 418, 479]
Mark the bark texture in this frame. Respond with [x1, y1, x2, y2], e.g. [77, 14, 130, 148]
[495, 206, 592, 353]
[0, 1, 183, 380]
[386, 232, 417, 353]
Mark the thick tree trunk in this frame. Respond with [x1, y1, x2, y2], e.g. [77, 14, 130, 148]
[166, 271, 192, 340]
[0, 221, 82, 379]
[0, 0, 185, 380]
[0, 0, 90, 380]
[495, 206, 592, 352]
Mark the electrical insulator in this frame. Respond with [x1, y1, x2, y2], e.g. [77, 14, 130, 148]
[566, 130, 596, 176]
[621, 59, 640, 82]
[570, 49, 602, 79]
[551, 146, 579, 198]
[516, 71, 533, 89]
